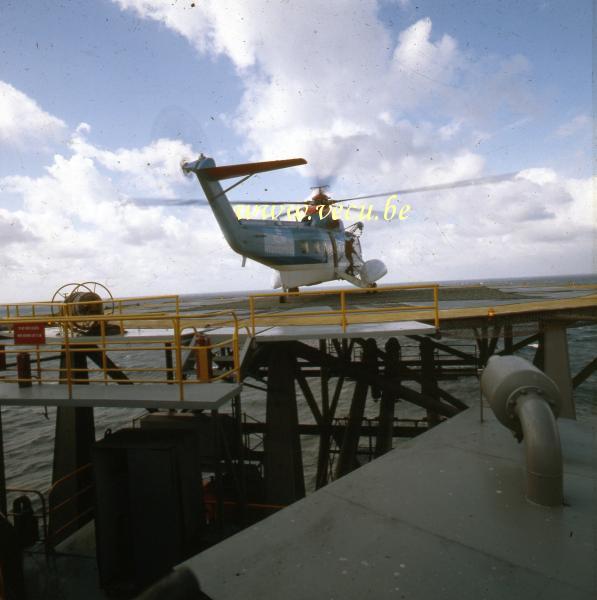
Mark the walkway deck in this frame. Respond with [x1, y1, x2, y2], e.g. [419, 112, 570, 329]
[0, 382, 241, 410]
[182, 407, 597, 599]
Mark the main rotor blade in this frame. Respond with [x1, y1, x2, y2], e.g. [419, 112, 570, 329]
[332, 172, 518, 203]
[235, 200, 307, 205]
[129, 197, 307, 207]
[129, 197, 209, 207]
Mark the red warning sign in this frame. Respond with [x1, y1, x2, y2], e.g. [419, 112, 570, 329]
[13, 322, 47, 345]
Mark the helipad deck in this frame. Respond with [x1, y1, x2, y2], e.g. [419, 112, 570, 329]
[206, 318, 436, 342]
[0, 382, 241, 410]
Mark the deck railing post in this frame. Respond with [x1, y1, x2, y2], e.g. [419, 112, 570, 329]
[249, 296, 256, 336]
[340, 291, 347, 332]
[100, 320, 108, 384]
[64, 325, 73, 400]
[174, 317, 184, 401]
[17, 353, 32, 389]
[232, 313, 240, 382]
[433, 285, 440, 329]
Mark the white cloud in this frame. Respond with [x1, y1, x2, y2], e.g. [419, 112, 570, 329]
[0, 128, 267, 300]
[0, 3, 592, 300]
[112, 2, 538, 191]
[0, 81, 67, 149]
[1, 123, 593, 301]
[555, 114, 591, 137]
[0, 209, 36, 245]
[70, 125, 197, 196]
[360, 170, 594, 281]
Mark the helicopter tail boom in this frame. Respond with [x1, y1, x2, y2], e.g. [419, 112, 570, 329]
[182, 155, 308, 259]
[183, 156, 244, 254]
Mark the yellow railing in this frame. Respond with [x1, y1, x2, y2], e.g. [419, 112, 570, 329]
[0, 309, 240, 401]
[0, 293, 181, 322]
[7, 463, 94, 553]
[247, 283, 440, 335]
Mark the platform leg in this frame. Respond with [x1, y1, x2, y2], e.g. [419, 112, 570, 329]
[211, 409, 225, 532]
[543, 321, 575, 419]
[335, 338, 377, 478]
[315, 340, 331, 489]
[264, 343, 305, 505]
[477, 326, 489, 366]
[533, 333, 545, 369]
[421, 337, 441, 428]
[376, 338, 400, 457]
[232, 394, 248, 526]
[0, 408, 6, 516]
[50, 347, 95, 547]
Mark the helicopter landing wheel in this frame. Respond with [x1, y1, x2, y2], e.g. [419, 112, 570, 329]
[280, 287, 299, 303]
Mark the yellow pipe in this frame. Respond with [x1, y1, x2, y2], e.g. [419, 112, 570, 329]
[174, 317, 184, 401]
[249, 296, 256, 336]
[64, 326, 72, 400]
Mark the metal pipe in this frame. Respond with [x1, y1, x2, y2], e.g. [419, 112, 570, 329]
[481, 355, 563, 507]
[513, 391, 563, 506]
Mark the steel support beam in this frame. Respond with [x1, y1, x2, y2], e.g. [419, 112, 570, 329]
[572, 357, 597, 389]
[533, 334, 544, 369]
[291, 341, 458, 417]
[242, 421, 428, 438]
[421, 337, 441, 428]
[0, 408, 6, 516]
[315, 339, 332, 489]
[503, 323, 514, 355]
[408, 335, 475, 361]
[542, 321, 575, 419]
[375, 338, 400, 457]
[51, 346, 95, 546]
[475, 326, 490, 367]
[335, 339, 377, 478]
[264, 343, 305, 504]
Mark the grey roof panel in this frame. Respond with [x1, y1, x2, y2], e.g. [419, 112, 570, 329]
[182, 408, 597, 599]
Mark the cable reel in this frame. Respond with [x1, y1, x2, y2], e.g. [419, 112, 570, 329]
[51, 282, 115, 334]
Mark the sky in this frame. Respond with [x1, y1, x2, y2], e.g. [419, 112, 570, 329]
[0, 0, 594, 301]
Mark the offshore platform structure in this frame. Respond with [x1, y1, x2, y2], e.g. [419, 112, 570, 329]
[0, 280, 596, 598]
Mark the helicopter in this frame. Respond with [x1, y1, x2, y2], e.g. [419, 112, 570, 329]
[181, 155, 387, 292]
[178, 155, 515, 293]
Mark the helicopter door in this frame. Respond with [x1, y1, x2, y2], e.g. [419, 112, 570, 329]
[328, 231, 348, 270]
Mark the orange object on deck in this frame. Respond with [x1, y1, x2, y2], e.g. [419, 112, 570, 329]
[195, 334, 213, 382]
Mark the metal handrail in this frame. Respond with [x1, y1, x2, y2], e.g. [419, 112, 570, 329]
[5, 487, 48, 546]
[6, 464, 95, 553]
[0, 309, 241, 399]
[248, 283, 441, 334]
[1, 293, 181, 321]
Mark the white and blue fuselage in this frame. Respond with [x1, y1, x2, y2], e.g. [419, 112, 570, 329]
[183, 156, 386, 290]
